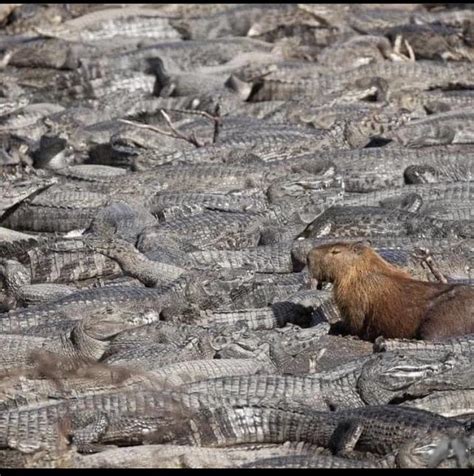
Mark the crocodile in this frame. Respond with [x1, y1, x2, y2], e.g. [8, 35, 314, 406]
[0, 285, 167, 334]
[373, 334, 474, 354]
[242, 453, 395, 468]
[21, 238, 122, 285]
[0, 258, 76, 307]
[34, 6, 183, 43]
[301, 205, 473, 240]
[392, 89, 474, 115]
[312, 146, 474, 192]
[357, 351, 473, 405]
[84, 237, 186, 287]
[137, 210, 265, 252]
[247, 61, 474, 102]
[1, 185, 111, 233]
[147, 190, 268, 217]
[245, 434, 469, 468]
[389, 110, 474, 147]
[0, 390, 283, 452]
[181, 349, 472, 410]
[67, 443, 326, 469]
[0, 268, 264, 333]
[180, 361, 367, 411]
[196, 301, 317, 331]
[6, 38, 99, 71]
[0, 227, 48, 260]
[70, 401, 467, 462]
[0, 356, 274, 410]
[166, 4, 297, 41]
[0, 176, 58, 218]
[296, 182, 474, 216]
[0, 305, 140, 375]
[79, 37, 276, 76]
[125, 134, 342, 168]
[401, 390, 474, 418]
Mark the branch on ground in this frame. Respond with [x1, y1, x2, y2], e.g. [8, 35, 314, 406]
[118, 116, 203, 148]
[163, 103, 222, 144]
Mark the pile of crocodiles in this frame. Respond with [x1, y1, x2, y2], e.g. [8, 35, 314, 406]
[0, 3, 473, 468]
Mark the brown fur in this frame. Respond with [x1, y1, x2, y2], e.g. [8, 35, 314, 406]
[307, 241, 474, 341]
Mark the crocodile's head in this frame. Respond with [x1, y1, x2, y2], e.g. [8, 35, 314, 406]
[404, 164, 439, 185]
[398, 433, 471, 469]
[185, 269, 255, 309]
[266, 172, 340, 203]
[33, 134, 72, 170]
[110, 132, 145, 158]
[358, 351, 460, 405]
[0, 258, 31, 290]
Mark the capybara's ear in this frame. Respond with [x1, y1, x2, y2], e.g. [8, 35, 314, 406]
[351, 240, 371, 253]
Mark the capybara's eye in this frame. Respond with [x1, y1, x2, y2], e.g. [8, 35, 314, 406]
[331, 249, 341, 255]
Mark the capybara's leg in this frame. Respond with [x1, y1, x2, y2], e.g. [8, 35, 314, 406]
[418, 288, 474, 340]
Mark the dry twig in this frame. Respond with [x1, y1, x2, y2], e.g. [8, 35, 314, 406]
[414, 248, 448, 284]
[119, 103, 222, 147]
[159, 109, 203, 147]
[163, 103, 222, 144]
[118, 117, 202, 148]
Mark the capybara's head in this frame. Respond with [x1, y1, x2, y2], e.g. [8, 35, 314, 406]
[307, 241, 371, 286]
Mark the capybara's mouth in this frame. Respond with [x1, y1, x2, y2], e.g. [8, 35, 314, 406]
[310, 277, 325, 290]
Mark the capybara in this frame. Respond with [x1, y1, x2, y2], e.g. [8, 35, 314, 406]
[307, 241, 474, 341]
